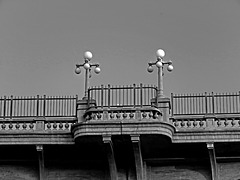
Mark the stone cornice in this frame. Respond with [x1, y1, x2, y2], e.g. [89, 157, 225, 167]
[173, 129, 240, 143]
[72, 119, 240, 144]
[0, 131, 74, 145]
[72, 120, 176, 141]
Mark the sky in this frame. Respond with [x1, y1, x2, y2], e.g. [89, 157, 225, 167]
[0, 0, 240, 97]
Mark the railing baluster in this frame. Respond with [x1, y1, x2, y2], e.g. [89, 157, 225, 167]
[112, 85, 114, 107]
[171, 93, 174, 116]
[239, 91, 240, 113]
[230, 93, 232, 113]
[108, 84, 110, 108]
[75, 95, 78, 117]
[205, 92, 208, 115]
[133, 84, 136, 108]
[126, 85, 129, 106]
[10, 95, 13, 119]
[212, 92, 215, 114]
[36, 95, 39, 117]
[140, 83, 143, 108]
[3, 96, 6, 118]
[13, 96, 16, 118]
[115, 86, 117, 107]
[122, 85, 125, 107]
[43, 95, 46, 118]
[101, 85, 104, 108]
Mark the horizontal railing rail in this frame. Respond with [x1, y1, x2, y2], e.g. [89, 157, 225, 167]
[171, 92, 240, 116]
[0, 95, 78, 119]
[87, 84, 157, 108]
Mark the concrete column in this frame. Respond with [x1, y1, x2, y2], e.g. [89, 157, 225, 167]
[207, 142, 218, 180]
[151, 97, 171, 122]
[76, 98, 96, 122]
[103, 135, 118, 180]
[131, 135, 144, 180]
[36, 145, 45, 180]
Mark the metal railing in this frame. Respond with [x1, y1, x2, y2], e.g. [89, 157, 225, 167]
[171, 92, 240, 116]
[0, 95, 78, 119]
[87, 84, 157, 108]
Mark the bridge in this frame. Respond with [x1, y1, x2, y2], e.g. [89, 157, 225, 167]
[0, 84, 240, 180]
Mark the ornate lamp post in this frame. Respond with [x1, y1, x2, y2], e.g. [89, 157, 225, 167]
[75, 51, 101, 98]
[147, 49, 173, 98]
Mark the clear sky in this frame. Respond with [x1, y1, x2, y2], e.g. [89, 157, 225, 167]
[0, 0, 240, 97]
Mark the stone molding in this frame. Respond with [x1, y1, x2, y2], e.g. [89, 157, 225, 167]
[72, 120, 175, 141]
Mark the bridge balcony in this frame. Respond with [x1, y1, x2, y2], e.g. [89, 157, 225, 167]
[72, 86, 240, 144]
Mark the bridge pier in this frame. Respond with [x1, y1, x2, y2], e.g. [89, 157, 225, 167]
[131, 135, 144, 180]
[103, 135, 118, 180]
[36, 145, 45, 180]
[207, 142, 218, 180]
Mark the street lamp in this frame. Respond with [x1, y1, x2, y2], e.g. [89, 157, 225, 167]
[147, 49, 173, 97]
[75, 51, 101, 98]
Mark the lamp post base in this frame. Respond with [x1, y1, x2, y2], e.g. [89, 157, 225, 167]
[151, 96, 171, 122]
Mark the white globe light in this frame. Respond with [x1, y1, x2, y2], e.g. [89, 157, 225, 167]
[167, 64, 173, 72]
[94, 67, 101, 74]
[75, 67, 81, 74]
[83, 63, 90, 69]
[84, 51, 93, 60]
[147, 66, 154, 73]
[156, 49, 165, 58]
[156, 61, 163, 68]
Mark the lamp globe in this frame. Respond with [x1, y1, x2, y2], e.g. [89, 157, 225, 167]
[84, 63, 90, 69]
[94, 67, 101, 74]
[147, 66, 154, 73]
[167, 64, 173, 72]
[84, 51, 93, 60]
[75, 67, 81, 74]
[156, 61, 163, 68]
[156, 49, 165, 58]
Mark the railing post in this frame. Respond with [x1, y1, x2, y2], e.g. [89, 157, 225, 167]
[239, 91, 240, 113]
[133, 84, 136, 108]
[101, 85, 104, 109]
[37, 95, 39, 117]
[3, 96, 6, 119]
[205, 92, 208, 115]
[140, 83, 143, 108]
[108, 84, 111, 108]
[171, 93, 174, 116]
[43, 95, 46, 118]
[10, 95, 13, 119]
[212, 92, 215, 115]
[75, 95, 78, 118]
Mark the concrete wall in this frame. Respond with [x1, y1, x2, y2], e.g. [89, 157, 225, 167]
[219, 162, 240, 180]
[45, 167, 108, 180]
[0, 165, 38, 180]
[147, 165, 211, 180]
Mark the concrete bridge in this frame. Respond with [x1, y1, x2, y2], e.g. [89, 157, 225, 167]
[0, 85, 240, 180]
